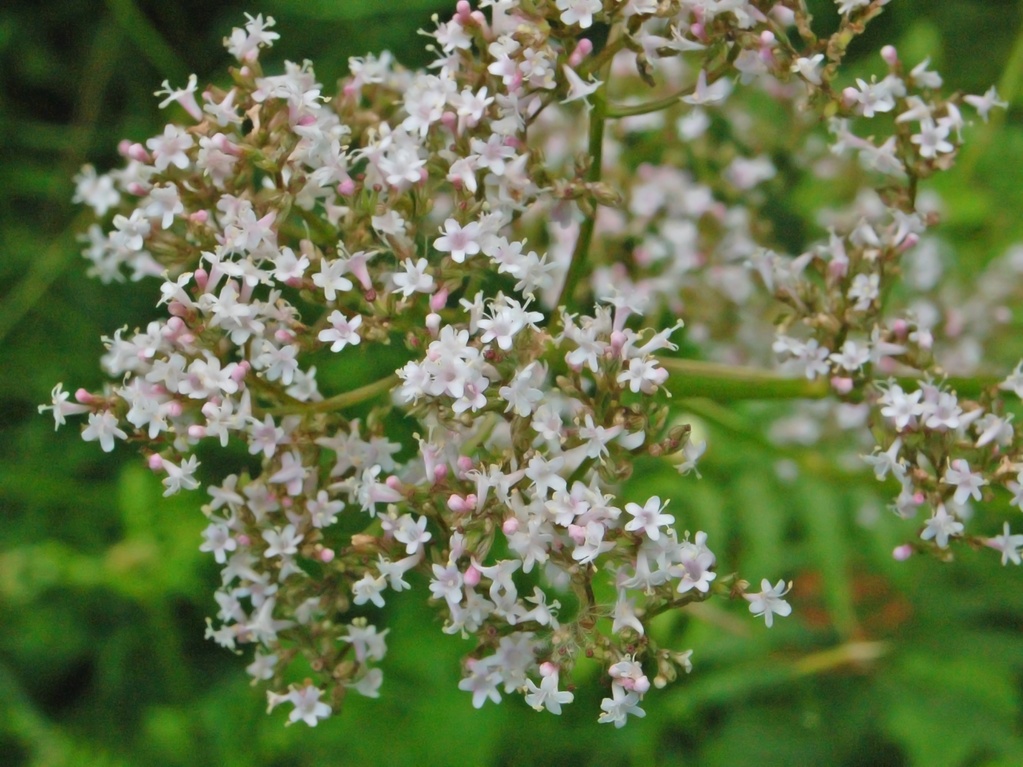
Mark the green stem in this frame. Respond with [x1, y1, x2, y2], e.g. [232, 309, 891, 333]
[659, 357, 1005, 402]
[607, 87, 691, 118]
[606, 63, 732, 119]
[658, 358, 830, 401]
[554, 88, 607, 318]
[266, 374, 398, 416]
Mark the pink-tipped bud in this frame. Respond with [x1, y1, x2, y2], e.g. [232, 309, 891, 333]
[881, 45, 899, 67]
[433, 464, 448, 482]
[430, 288, 449, 312]
[74, 388, 96, 404]
[456, 455, 473, 473]
[319, 548, 336, 563]
[193, 268, 209, 290]
[237, 534, 251, 547]
[337, 178, 356, 196]
[188, 424, 206, 439]
[898, 232, 919, 253]
[539, 661, 557, 677]
[274, 329, 295, 344]
[455, 0, 472, 21]
[165, 401, 183, 417]
[441, 111, 458, 133]
[385, 475, 401, 490]
[188, 209, 209, 224]
[892, 544, 913, 561]
[126, 182, 148, 197]
[126, 142, 151, 163]
[842, 87, 858, 107]
[568, 39, 593, 67]
[567, 524, 586, 545]
[502, 517, 519, 535]
[425, 312, 442, 336]
[891, 318, 909, 338]
[609, 330, 627, 357]
[148, 454, 164, 471]
[447, 494, 470, 513]
[831, 376, 854, 395]
[463, 565, 481, 588]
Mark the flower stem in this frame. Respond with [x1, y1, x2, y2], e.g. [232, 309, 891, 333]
[266, 373, 398, 416]
[658, 357, 1004, 402]
[554, 88, 607, 319]
[658, 358, 831, 401]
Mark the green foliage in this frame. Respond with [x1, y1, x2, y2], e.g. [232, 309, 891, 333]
[4, 0, 1023, 764]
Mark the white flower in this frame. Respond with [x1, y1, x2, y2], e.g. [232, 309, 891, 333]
[745, 579, 793, 628]
[942, 459, 988, 506]
[523, 669, 574, 714]
[434, 218, 482, 263]
[624, 496, 674, 541]
[555, 0, 602, 29]
[318, 311, 362, 352]
[987, 522, 1023, 566]
[964, 86, 1008, 123]
[920, 504, 964, 548]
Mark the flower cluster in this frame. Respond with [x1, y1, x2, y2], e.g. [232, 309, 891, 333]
[44, 0, 1016, 727]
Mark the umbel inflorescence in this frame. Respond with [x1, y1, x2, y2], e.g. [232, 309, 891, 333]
[43, 0, 1019, 727]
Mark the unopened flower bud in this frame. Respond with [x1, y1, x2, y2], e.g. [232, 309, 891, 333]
[892, 544, 913, 561]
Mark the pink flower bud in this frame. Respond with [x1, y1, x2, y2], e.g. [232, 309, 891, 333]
[188, 425, 206, 439]
[148, 454, 164, 470]
[126, 143, 151, 163]
[337, 178, 356, 196]
[237, 534, 251, 547]
[502, 517, 519, 535]
[831, 376, 853, 395]
[165, 401, 183, 417]
[425, 313, 442, 336]
[433, 464, 448, 482]
[539, 661, 558, 677]
[385, 475, 401, 490]
[892, 544, 913, 561]
[881, 45, 899, 67]
[456, 455, 473, 473]
[463, 565, 481, 587]
[430, 288, 449, 312]
[319, 548, 336, 563]
[447, 494, 470, 513]
[568, 39, 593, 67]
[74, 388, 96, 404]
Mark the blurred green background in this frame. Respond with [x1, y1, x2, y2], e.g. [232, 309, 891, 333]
[4, 1, 1023, 765]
